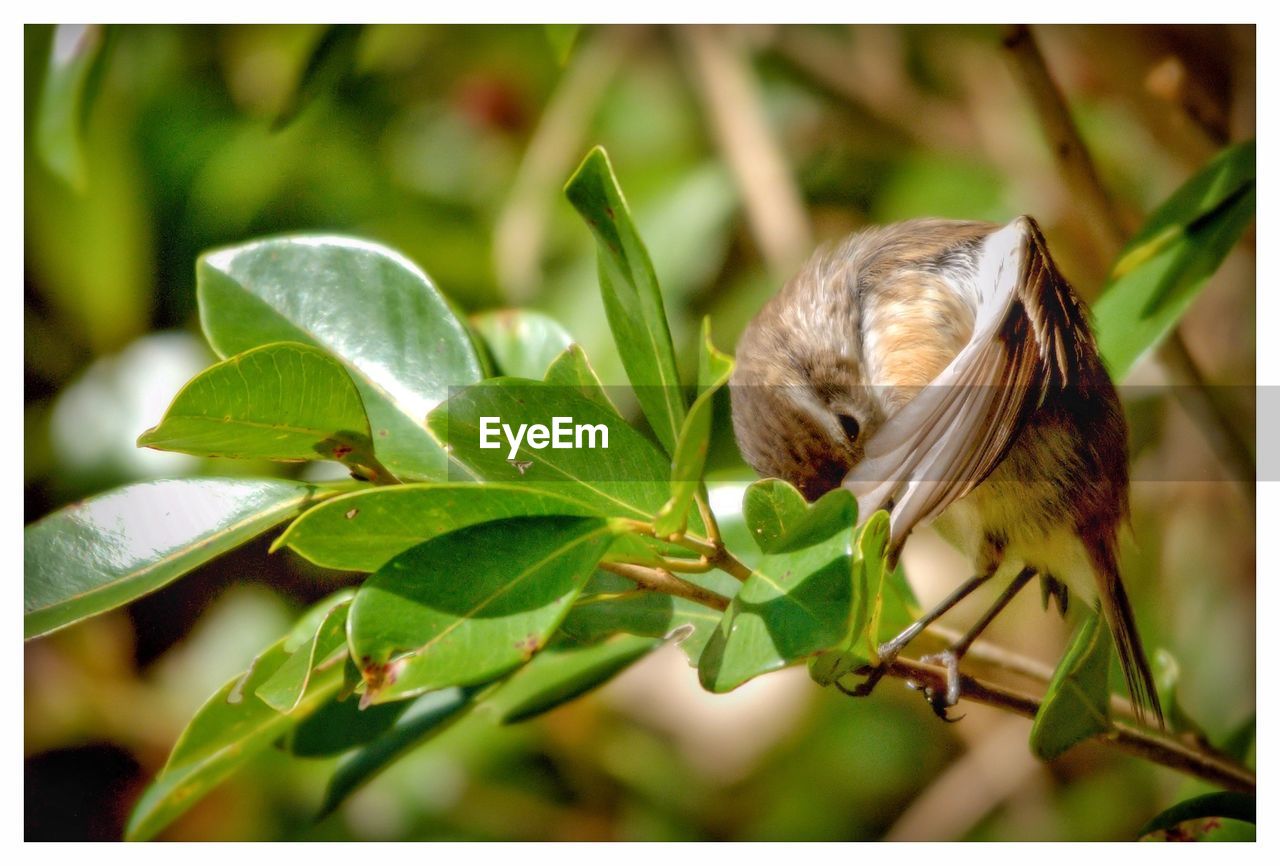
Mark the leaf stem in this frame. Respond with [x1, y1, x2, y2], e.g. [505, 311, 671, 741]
[599, 561, 730, 611]
[622, 519, 753, 582]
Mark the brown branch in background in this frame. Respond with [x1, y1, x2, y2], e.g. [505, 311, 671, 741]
[1001, 24, 1255, 503]
[681, 24, 813, 278]
[1001, 24, 1130, 254]
[771, 26, 978, 154]
[601, 561, 730, 611]
[493, 26, 642, 302]
[873, 656, 1256, 795]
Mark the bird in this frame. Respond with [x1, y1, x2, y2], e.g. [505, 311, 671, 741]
[729, 215, 1163, 726]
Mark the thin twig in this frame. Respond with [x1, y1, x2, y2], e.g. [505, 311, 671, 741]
[600, 561, 730, 611]
[865, 656, 1255, 794]
[605, 527, 1253, 793]
[619, 518, 754, 582]
[1001, 24, 1255, 501]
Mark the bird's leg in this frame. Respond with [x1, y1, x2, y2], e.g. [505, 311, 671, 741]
[918, 566, 1037, 718]
[846, 572, 993, 697]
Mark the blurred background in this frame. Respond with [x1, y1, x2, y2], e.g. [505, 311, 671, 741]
[24, 24, 1255, 841]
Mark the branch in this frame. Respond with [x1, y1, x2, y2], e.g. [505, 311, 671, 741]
[861, 655, 1255, 795]
[600, 561, 730, 611]
[1001, 24, 1255, 502]
[600, 530, 1253, 794]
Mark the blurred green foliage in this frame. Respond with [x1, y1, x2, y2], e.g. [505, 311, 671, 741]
[25, 23, 1254, 841]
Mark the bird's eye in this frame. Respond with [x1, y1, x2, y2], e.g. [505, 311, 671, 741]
[837, 413, 860, 441]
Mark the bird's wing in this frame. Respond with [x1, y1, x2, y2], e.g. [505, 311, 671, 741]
[844, 216, 1093, 551]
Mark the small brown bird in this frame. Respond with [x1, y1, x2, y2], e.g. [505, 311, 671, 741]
[730, 216, 1162, 725]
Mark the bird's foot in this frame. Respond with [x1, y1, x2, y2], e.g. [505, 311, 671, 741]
[833, 641, 902, 698]
[912, 650, 965, 722]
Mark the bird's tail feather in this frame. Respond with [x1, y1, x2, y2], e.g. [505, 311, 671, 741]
[1088, 537, 1164, 728]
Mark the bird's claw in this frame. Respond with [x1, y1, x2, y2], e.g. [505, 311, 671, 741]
[909, 650, 964, 721]
[834, 642, 900, 698]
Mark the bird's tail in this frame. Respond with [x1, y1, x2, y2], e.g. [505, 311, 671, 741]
[1087, 534, 1164, 728]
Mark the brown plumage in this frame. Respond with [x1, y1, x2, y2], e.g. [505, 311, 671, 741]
[730, 216, 1162, 725]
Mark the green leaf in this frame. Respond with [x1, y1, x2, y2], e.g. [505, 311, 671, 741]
[561, 571, 721, 665]
[542, 344, 619, 414]
[472, 309, 574, 379]
[256, 595, 352, 713]
[428, 378, 701, 532]
[699, 506, 854, 693]
[318, 686, 479, 817]
[742, 479, 858, 554]
[1138, 792, 1255, 841]
[1030, 610, 1113, 761]
[742, 478, 808, 553]
[808, 510, 890, 687]
[1095, 140, 1255, 378]
[197, 235, 484, 481]
[1151, 648, 1210, 740]
[25, 478, 331, 640]
[654, 319, 734, 535]
[275, 24, 364, 129]
[275, 482, 605, 572]
[286, 694, 409, 758]
[565, 146, 687, 455]
[482, 634, 659, 724]
[138, 342, 383, 476]
[35, 24, 111, 189]
[348, 516, 617, 704]
[125, 636, 345, 841]
[855, 510, 891, 659]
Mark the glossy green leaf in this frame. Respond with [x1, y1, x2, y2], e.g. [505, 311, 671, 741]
[742, 479, 858, 554]
[125, 637, 345, 841]
[276, 482, 604, 572]
[197, 236, 484, 481]
[286, 693, 409, 758]
[318, 686, 479, 817]
[655, 319, 734, 535]
[482, 634, 659, 724]
[275, 24, 364, 129]
[1095, 140, 1255, 378]
[472, 309, 574, 379]
[561, 571, 721, 666]
[429, 378, 701, 532]
[1030, 610, 1113, 761]
[565, 146, 687, 455]
[742, 478, 808, 553]
[256, 595, 352, 713]
[138, 342, 383, 476]
[348, 516, 617, 704]
[1138, 792, 1255, 841]
[542, 344, 619, 414]
[25, 479, 331, 639]
[807, 510, 889, 687]
[856, 510, 891, 659]
[35, 24, 111, 189]
[699, 508, 854, 693]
